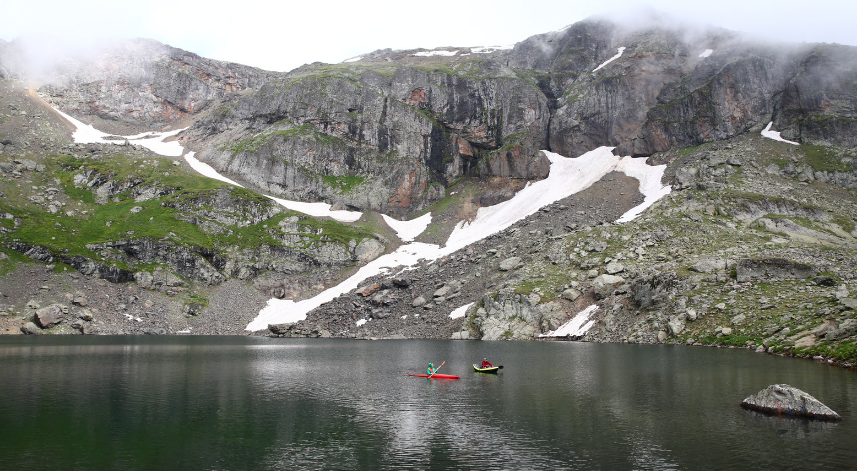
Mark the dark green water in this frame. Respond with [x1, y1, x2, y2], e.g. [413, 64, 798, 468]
[0, 337, 855, 470]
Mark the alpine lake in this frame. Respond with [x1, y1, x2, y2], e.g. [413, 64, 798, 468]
[1, 336, 855, 470]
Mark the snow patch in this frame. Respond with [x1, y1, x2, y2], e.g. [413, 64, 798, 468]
[355, 319, 367, 327]
[343, 56, 362, 63]
[699, 49, 713, 58]
[53, 107, 186, 157]
[412, 50, 457, 57]
[615, 157, 672, 223]
[445, 148, 669, 251]
[470, 45, 513, 53]
[761, 121, 799, 145]
[265, 195, 362, 223]
[593, 47, 626, 72]
[449, 302, 473, 319]
[184, 152, 244, 187]
[540, 305, 599, 338]
[246, 242, 446, 331]
[382, 213, 432, 242]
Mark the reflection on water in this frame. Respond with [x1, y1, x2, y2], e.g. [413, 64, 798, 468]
[0, 337, 855, 470]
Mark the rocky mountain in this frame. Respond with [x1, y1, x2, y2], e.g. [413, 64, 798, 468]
[0, 15, 856, 368]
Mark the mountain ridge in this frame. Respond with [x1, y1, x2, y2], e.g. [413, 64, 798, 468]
[0, 16, 856, 368]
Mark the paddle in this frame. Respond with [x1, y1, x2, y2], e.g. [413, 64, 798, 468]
[429, 361, 445, 377]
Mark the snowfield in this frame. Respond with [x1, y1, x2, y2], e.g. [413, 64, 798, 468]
[382, 213, 432, 242]
[53, 107, 185, 157]
[699, 49, 714, 58]
[470, 46, 513, 53]
[412, 50, 458, 57]
[761, 121, 799, 145]
[539, 305, 599, 337]
[449, 303, 474, 319]
[593, 47, 626, 72]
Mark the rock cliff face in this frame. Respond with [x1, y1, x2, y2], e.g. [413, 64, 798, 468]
[1, 37, 275, 127]
[182, 60, 551, 216]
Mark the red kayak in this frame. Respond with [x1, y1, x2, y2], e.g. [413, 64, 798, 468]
[407, 374, 460, 379]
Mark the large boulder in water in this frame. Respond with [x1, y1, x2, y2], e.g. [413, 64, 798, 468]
[741, 384, 841, 421]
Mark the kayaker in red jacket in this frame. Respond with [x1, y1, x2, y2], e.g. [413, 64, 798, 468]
[481, 358, 493, 368]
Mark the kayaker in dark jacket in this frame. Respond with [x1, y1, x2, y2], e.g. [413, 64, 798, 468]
[481, 358, 493, 368]
[427, 363, 435, 375]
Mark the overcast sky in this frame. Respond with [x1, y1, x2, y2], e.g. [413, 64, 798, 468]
[2, 0, 855, 72]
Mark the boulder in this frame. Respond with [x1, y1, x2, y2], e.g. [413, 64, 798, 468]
[34, 304, 64, 328]
[741, 384, 841, 421]
[72, 293, 88, 306]
[810, 320, 838, 338]
[813, 276, 837, 287]
[561, 288, 581, 301]
[605, 261, 625, 274]
[689, 258, 726, 273]
[433, 285, 451, 298]
[667, 319, 684, 336]
[20, 322, 40, 335]
[355, 238, 384, 264]
[268, 323, 294, 335]
[840, 298, 857, 310]
[499, 257, 522, 271]
[411, 296, 427, 307]
[736, 258, 815, 283]
[593, 274, 625, 298]
[356, 283, 381, 297]
[392, 277, 411, 287]
[826, 319, 857, 340]
[451, 331, 472, 340]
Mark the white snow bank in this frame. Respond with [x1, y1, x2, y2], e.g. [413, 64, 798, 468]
[343, 56, 363, 63]
[266, 195, 363, 223]
[615, 157, 672, 223]
[412, 50, 458, 57]
[470, 45, 513, 53]
[761, 121, 799, 145]
[539, 305, 599, 337]
[356, 319, 367, 327]
[53, 107, 185, 157]
[184, 152, 244, 187]
[246, 242, 445, 330]
[699, 49, 714, 58]
[247, 147, 671, 330]
[382, 213, 432, 242]
[445, 148, 669, 251]
[449, 302, 473, 319]
[593, 47, 626, 72]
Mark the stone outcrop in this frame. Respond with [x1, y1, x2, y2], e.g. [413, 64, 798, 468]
[736, 258, 815, 283]
[472, 293, 543, 340]
[741, 384, 842, 421]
